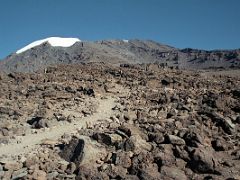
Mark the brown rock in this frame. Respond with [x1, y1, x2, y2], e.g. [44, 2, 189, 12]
[3, 162, 22, 171]
[189, 147, 218, 173]
[161, 166, 187, 180]
[138, 163, 161, 180]
[124, 135, 152, 154]
[32, 169, 47, 180]
[112, 151, 132, 168]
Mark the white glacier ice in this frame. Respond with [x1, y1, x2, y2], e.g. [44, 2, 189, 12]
[16, 37, 81, 54]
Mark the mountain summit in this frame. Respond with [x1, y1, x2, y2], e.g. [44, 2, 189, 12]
[0, 38, 239, 72]
[16, 37, 81, 54]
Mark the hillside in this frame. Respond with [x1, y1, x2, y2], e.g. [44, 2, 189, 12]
[0, 38, 239, 72]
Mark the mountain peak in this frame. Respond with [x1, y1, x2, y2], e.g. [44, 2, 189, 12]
[16, 37, 81, 54]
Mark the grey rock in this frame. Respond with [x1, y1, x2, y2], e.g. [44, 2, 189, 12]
[47, 171, 59, 179]
[166, 134, 186, 145]
[11, 168, 27, 180]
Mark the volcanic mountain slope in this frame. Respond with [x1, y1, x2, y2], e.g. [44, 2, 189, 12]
[0, 63, 240, 179]
[0, 37, 239, 72]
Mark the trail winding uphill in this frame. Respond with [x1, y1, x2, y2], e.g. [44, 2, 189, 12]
[0, 96, 116, 160]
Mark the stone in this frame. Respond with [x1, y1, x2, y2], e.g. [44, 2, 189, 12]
[54, 113, 66, 121]
[183, 130, 203, 147]
[118, 124, 147, 140]
[47, 171, 59, 179]
[40, 138, 58, 146]
[138, 163, 161, 180]
[0, 136, 9, 144]
[112, 151, 132, 168]
[59, 137, 85, 166]
[93, 132, 122, 146]
[65, 86, 76, 93]
[3, 162, 22, 171]
[174, 146, 190, 161]
[3, 170, 13, 180]
[232, 89, 240, 98]
[35, 118, 48, 129]
[189, 147, 218, 173]
[124, 135, 152, 154]
[148, 132, 164, 144]
[0, 171, 4, 178]
[208, 112, 235, 135]
[83, 88, 95, 96]
[32, 169, 47, 180]
[124, 175, 140, 180]
[235, 116, 240, 124]
[67, 114, 75, 123]
[161, 166, 187, 180]
[66, 162, 76, 174]
[27, 117, 48, 129]
[166, 134, 185, 145]
[11, 168, 27, 180]
[24, 156, 39, 169]
[211, 139, 227, 151]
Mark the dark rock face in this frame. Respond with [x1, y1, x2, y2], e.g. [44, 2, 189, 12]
[0, 39, 239, 73]
[27, 117, 48, 129]
[59, 137, 85, 166]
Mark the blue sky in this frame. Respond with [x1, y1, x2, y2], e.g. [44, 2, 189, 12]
[0, 0, 240, 59]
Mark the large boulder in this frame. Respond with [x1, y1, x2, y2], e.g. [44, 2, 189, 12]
[59, 137, 85, 166]
[189, 147, 219, 174]
[124, 135, 152, 154]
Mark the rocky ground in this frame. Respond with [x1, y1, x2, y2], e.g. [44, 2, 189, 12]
[0, 63, 240, 179]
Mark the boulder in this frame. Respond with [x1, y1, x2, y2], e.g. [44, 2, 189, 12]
[111, 151, 132, 168]
[138, 163, 161, 180]
[11, 168, 28, 180]
[124, 135, 152, 154]
[59, 137, 85, 166]
[189, 147, 218, 174]
[93, 132, 122, 146]
[166, 134, 185, 145]
[3, 162, 22, 171]
[31, 169, 47, 180]
[27, 117, 48, 129]
[154, 145, 176, 166]
[161, 166, 187, 180]
[148, 132, 164, 144]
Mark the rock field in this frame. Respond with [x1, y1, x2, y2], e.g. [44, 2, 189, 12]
[0, 63, 240, 179]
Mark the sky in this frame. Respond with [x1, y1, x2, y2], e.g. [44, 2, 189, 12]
[0, 0, 240, 59]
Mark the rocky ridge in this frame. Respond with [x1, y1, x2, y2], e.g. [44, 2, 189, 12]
[0, 39, 240, 73]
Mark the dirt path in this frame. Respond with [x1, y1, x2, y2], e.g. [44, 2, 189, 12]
[0, 96, 116, 160]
